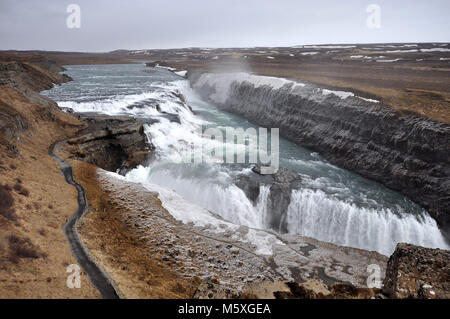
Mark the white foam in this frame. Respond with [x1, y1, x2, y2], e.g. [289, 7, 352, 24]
[119, 169, 282, 255]
[57, 92, 161, 115]
[301, 51, 318, 55]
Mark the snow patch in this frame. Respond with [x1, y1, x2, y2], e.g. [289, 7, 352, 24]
[376, 59, 401, 63]
[420, 48, 450, 52]
[296, 45, 356, 49]
[155, 64, 177, 71]
[301, 52, 318, 56]
[322, 89, 354, 99]
[321, 89, 379, 103]
[175, 70, 187, 77]
[383, 49, 418, 53]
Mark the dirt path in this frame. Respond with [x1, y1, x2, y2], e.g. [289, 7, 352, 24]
[49, 140, 119, 299]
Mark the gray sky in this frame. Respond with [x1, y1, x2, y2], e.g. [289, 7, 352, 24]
[0, 0, 449, 52]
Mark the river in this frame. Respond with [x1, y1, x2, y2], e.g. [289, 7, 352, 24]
[43, 63, 449, 256]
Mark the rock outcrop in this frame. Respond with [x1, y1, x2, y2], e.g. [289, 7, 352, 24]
[0, 99, 29, 158]
[0, 54, 76, 159]
[383, 243, 450, 299]
[236, 165, 302, 233]
[273, 280, 379, 299]
[65, 113, 153, 173]
[190, 73, 450, 239]
[0, 59, 71, 92]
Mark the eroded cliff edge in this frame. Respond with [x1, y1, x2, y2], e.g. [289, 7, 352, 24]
[189, 72, 450, 239]
[0, 54, 101, 298]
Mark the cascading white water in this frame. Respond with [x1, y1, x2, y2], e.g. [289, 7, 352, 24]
[127, 165, 271, 229]
[286, 188, 448, 255]
[134, 79, 448, 255]
[43, 64, 450, 256]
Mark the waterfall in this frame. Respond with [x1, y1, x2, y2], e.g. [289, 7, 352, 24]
[45, 65, 449, 257]
[286, 188, 448, 255]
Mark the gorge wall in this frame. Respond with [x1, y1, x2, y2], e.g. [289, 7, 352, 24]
[189, 72, 450, 239]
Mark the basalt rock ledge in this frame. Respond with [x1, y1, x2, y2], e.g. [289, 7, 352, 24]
[65, 113, 153, 174]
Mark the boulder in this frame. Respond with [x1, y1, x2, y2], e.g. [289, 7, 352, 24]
[273, 280, 330, 299]
[235, 165, 302, 232]
[382, 243, 450, 299]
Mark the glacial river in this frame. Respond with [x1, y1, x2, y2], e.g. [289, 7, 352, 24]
[43, 63, 449, 255]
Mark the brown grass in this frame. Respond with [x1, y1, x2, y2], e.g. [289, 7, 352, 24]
[72, 161, 201, 298]
[13, 183, 30, 197]
[8, 234, 41, 264]
[0, 184, 17, 221]
[0, 85, 100, 298]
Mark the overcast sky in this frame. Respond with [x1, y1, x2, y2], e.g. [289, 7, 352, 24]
[0, 0, 448, 52]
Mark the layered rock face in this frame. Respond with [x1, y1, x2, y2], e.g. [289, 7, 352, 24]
[190, 73, 450, 238]
[383, 243, 449, 299]
[0, 55, 77, 159]
[0, 60, 71, 92]
[65, 113, 153, 173]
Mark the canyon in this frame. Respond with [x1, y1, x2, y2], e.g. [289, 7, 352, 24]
[189, 71, 450, 239]
[0, 47, 449, 299]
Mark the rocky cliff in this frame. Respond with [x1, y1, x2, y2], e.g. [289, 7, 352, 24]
[189, 72, 450, 239]
[0, 58, 71, 92]
[64, 113, 153, 174]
